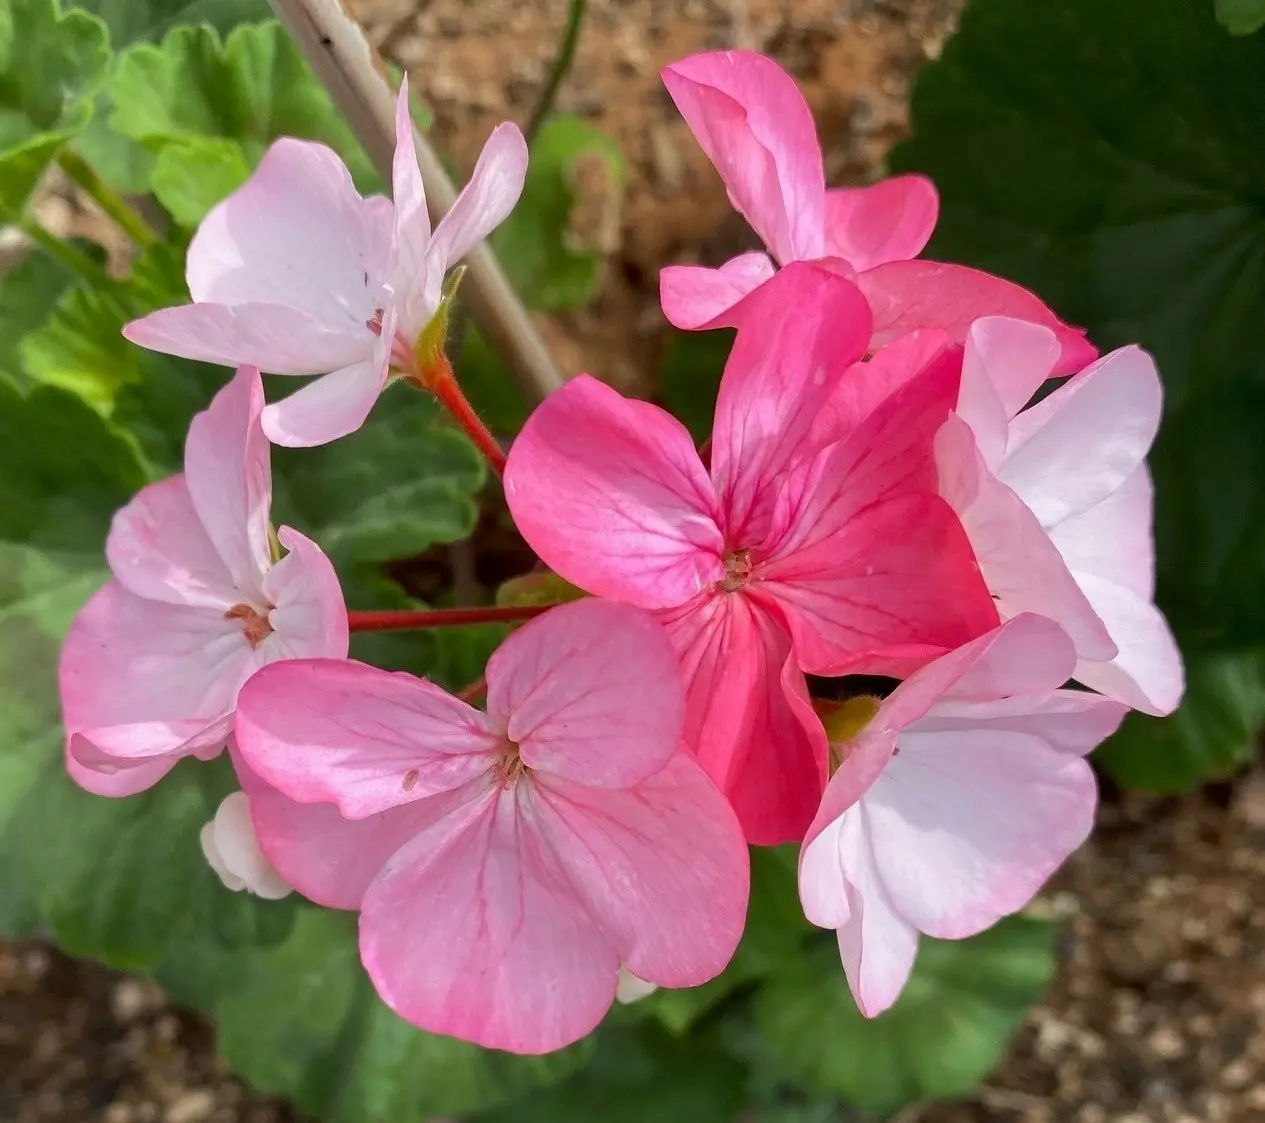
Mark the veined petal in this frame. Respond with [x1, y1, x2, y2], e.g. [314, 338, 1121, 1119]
[658, 253, 775, 330]
[260, 354, 391, 448]
[529, 753, 748, 988]
[822, 175, 938, 271]
[234, 659, 500, 818]
[261, 526, 350, 662]
[360, 782, 621, 1054]
[186, 137, 392, 334]
[857, 260, 1097, 375]
[487, 599, 683, 788]
[662, 50, 826, 263]
[504, 375, 724, 609]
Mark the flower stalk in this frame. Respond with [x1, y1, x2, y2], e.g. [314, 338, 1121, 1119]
[347, 605, 550, 633]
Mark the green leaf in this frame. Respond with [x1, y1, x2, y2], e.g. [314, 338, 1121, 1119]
[1096, 649, 1265, 792]
[658, 328, 734, 443]
[72, 0, 269, 46]
[0, 250, 70, 376]
[1216, 0, 1265, 35]
[0, 0, 111, 212]
[891, 0, 1265, 651]
[492, 116, 624, 310]
[108, 21, 379, 190]
[755, 917, 1057, 1115]
[150, 135, 249, 225]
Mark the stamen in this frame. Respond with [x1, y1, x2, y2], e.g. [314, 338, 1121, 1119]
[225, 603, 274, 648]
[494, 742, 527, 788]
[366, 307, 385, 336]
[721, 548, 754, 593]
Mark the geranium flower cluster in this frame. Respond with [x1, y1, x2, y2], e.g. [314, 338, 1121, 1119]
[58, 52, 1182, 1053]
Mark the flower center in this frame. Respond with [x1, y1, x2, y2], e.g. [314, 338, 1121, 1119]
[721, 548, 754, 593]
[495, 740, 527, 788]
[814, 694, 882, 773]
[225, 603, 274, 648]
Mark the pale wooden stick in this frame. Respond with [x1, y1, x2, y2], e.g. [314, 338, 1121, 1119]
[268, 0, 565, 402]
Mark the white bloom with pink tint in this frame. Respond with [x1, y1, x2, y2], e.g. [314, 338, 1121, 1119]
[124, 79, 527, 447]
[799, 615, 1125, 1017]
[233, 598, 749, 1055]
[58, 365, 348, 797]
[200, 790, 292, 899]
[942, 317, 1184, 715]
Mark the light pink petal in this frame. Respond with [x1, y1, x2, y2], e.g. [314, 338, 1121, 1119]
[822, 175, 938, 271]
[183, 366, 272, 593]
[65, 745, 179, 798]
[200, 790, 293, 898]
[662, 50, 825, 263]
[1070, 576, 1184, 716]
[957, 317, 1061, 470]
[658, 252, 775, 330]
[234, 659, 499, 818]
[387, 76, 431, 319]
[105, 476, 237, 608]
[1051, 468, 1154, 600]
[921, 691, 1127, 758]
[857, 260, 1097, 375]
[710, 263, 871, 543]
[661, 592, 827, 845]
[360, 782, 621, 1054]
[123, 301, 372, 375]
[186, 137, 391, 334]
[486, 599, 683, 788]
[260, 355, 390, 448]
[865, 724, 1096, 939]
[529, 752, 748, 987]
[504, 374, 724, 609]
[69, 714, 231, 774]
[1001, 346, 1162, 529]
[260, 526, 349, 661]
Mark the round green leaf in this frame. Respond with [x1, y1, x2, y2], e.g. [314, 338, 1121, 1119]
[150, 135, 250, 225]
[1216, 0, 1265, 35]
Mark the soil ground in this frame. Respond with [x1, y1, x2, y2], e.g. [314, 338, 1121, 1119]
[5, 2, 1262, 1121]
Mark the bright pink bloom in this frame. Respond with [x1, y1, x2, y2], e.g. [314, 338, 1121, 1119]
[505, 264, 999, 844]
[799, 614, 1124, 1017]
[659, 50, 1094, 372]
[59, 366, 348, 797]
[234, 598, 749, 1055]
[124, 79, 527, 447]
[943, 317, 1183, 715]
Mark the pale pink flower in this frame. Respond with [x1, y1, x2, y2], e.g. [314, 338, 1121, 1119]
[200, 790, 292, 899]
[233, 598, 749, 1055]
[505, 263, 999, 845]
[941, 317, 1183, 715]
[799, 614, 1125, 1017]
[59, 365, 348, 797]
[659, 50, 1095, 371]
[124, 79, 527, 447]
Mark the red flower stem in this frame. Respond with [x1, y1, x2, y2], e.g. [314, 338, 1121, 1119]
[422, 355, 508, 476]
[697, 436, 712, 468]
[347, 605, 549, 633]
[457, 676, 488, 704]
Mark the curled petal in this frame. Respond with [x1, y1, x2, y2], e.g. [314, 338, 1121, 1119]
[262, 526, 350, 661]
[200, 790, 292, 899]
[658, 253, 775, 330]
[260, 354, 390, 448]
[823, 175, 938, 271]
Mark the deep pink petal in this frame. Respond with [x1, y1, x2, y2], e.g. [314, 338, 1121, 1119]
[360, 782, 621, 1054]
[662, 50, 825, 263]
[661, 592, 827, 844]
[658, 252, 775, 330]
[711, 263, 871, 543]
[822, 175, 938, 271]
[1000, 346, 1162, 528]
[183, 366, 272, 594]
[529, 753, 748, 987]
[261, 526, 350, 661]
[234, 659, 500, 818]
[857, 260, 1097, 375]
[186, 137, 391, 334]
[123, 301, 372, 376]
[504, 374, 723, 609]
[486, 599, 683, 788]
[260, 355, 390, 448]
[105, 475, 236, 608]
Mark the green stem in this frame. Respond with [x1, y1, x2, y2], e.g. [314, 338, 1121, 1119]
[18, 216, 113, 288]
[526, 0, 588, 143]
[57, 148, 158, 248]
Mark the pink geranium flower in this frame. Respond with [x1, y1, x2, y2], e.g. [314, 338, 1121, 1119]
[504, 263, 999, 844]
[942, 317, 1184, 715]
[799, 614, 1125, 1017]
[659, 50, 1095, 372]
[124, 79, 527, 447]
[234, 598, 749, 1055]
[58, 365, 348, 797]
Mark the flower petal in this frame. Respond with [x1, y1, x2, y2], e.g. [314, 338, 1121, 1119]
[658, 252, 776, 330]
[529, 753, 748, 987]
[261, 526, 350, 661]
[486, 599, 683, 788]
[921, 691, 1127, 758]
[662, 50, 825, 263]
[233, 658, 499, 818]
[64, 745, 180, 798]
[822, 175, 938, 271]
[359, 783, 621, 1054]
[183, 366, 272, 593]
[504, 374, 724, 609]
[260, 354, 390, 448]
[1050, 467, 1154, 600]
[857, 260, 1097, 375]
[200, 790, 292, 899]
[186, 137, 391, 334]
[386, 76, 432, 321]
